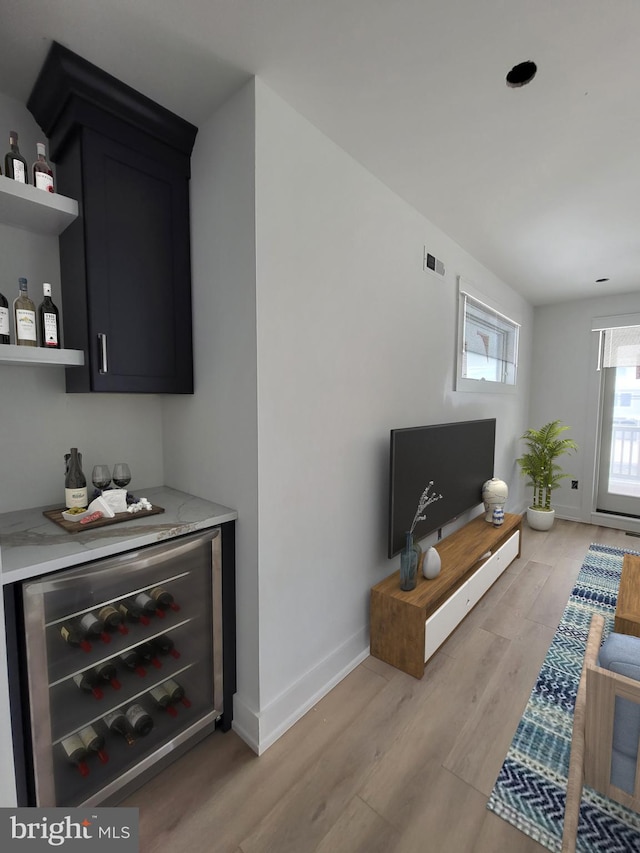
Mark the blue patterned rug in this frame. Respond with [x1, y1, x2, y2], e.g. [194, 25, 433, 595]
[487, 543, 640, 852]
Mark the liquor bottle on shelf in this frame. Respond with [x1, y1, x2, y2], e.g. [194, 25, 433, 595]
[149, 684, 178, 718]
[118, 600, 150, 626]
[163, 678, 192, 709]
[134, 591, 161, 619]
[37, 283, 60, 348]
[72, 671, 104, 701]
[61, 734, 90, 777]
[137, 642, 162, 669]
[98, 604, 128, 636]
[94, 661, 122, 691]
[4, 131, 28, 183]
[149, 586, 180, 612]
[118, 649, 146, 678]
[125, 703, 154, 737]
[104, 709, 135, 746]
[151, 634, 181, 660]
[64, 448, 88, 510]
[13, 278, 36, 347]
[59, 622, 92, 653]
[32, 142, 54, 192]
[0, 289, 9, 345]
[78, 611, 110, 645]
[78, 725, 109, 764]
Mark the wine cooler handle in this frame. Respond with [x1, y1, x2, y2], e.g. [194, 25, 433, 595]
[98, 333, 108, 374]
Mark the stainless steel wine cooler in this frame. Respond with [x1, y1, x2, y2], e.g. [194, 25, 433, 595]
[11, 526, 232, 807]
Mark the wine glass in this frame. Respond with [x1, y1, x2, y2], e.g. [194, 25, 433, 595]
[112, 463, 131, 489]
[92, 464, 112, 492]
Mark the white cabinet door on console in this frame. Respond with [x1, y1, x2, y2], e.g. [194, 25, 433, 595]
[424, 530, 520, 662]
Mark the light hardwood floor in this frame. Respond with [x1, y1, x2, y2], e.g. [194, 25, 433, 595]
[122, 519, 637, 852]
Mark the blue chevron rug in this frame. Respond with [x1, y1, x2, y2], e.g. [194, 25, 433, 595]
[487, 543, 640, 852]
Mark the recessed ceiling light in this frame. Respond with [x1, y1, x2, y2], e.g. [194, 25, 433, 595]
[506, 61, 537, 88]
[595, 278, 610, 283]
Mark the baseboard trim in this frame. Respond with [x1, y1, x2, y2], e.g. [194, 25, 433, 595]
[232, 627, 369, 755]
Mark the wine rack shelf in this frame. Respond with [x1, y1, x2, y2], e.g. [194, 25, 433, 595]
[0, 174, 78, 235]
[0, 344, 84, 367]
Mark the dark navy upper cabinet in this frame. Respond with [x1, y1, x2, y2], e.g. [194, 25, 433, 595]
[28, 43, 198, 393]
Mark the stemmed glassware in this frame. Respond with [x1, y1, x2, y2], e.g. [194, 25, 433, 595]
[91, 465, 112, 492]
[112, 463, 131, 489]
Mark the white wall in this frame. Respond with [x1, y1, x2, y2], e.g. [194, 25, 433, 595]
[0, 93, 165, 513]
[251, 80, 533, 750]
[531, 291, 640, 525]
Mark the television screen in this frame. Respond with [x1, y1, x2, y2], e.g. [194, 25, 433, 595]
[388, 418, 496, 557]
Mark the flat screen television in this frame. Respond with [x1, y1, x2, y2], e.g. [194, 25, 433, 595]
[388, 418, 496, 558]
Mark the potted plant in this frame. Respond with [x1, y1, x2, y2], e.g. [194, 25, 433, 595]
[517, 420, 578, 531]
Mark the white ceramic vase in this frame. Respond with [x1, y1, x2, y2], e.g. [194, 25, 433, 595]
[422, 546, 441, 579]
[482, 478, 508, 522]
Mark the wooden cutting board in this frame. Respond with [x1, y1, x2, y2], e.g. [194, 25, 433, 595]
[43, 504, 165, 533]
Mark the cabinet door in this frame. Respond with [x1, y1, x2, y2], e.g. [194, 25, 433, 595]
[75, 129, 193, 393]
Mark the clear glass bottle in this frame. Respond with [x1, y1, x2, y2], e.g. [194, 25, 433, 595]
[4, 131, 28, 183]
[13, 277, 36, 346]
[38, 282, 60, 348]
[32, 142, 54, 192]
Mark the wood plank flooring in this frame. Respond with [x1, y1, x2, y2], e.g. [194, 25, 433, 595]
[122, 520, 637, 852]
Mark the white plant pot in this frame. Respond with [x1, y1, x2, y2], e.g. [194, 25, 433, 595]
[526, 506, 555, 531]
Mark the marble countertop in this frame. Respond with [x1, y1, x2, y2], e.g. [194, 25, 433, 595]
[0, 486, 237, 585]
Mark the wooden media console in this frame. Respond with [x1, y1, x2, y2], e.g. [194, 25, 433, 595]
[370, 512, 522, 678]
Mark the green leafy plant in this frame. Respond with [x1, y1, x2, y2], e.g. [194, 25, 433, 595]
[516, 420, 578, 511]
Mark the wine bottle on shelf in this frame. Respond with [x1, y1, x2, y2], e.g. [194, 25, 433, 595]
[4, 131, 28, 183]
[149, 586, 180, 612]
[94, 661, 121, 690]
[72, 671, 104, 701]
[0, 290, 9, 345]
[134, 591, 163, 619]
[118, 650, 146, 678]
[118, 600, 150, 626]
[151, 634, 180, 659]
[104, 709, 135, 746]
[78, 725, 109, 764]
[149, 685, 178, 718]
[125, 703, 154, 737]
[13, 278, 36, 347]
[37, 283, 60, 348]
[32, 142, 54, 192]
[98, 604, 128, 635]
[78, 611, 110, 644]
[61, 734, 90, 777]
[163, 678, 192, 709]
[64, 448, 88, 509]
[59, 622, 92, 653]
[136, 642, 162, 669]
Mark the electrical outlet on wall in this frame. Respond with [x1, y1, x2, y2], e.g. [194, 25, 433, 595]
[571, 480, 579, 489]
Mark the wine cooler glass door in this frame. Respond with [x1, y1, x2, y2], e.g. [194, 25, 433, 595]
[21, 528, 223, 807]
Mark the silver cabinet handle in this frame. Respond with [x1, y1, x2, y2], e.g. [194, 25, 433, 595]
[98, 333, 108, 374]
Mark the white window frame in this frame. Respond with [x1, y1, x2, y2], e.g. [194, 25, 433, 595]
[455, 277, 520, 394]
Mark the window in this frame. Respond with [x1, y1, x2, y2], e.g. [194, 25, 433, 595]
[456, 279, 520, 393]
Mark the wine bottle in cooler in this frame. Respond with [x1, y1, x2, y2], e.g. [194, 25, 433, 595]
[78, 725, 109, 764]
[37, 283, 60, 348]
[72, 671, 104, 701]
[149, 684, 178, 718]
[94, 661, 121, 691]
[125, 703, 154, 737]
[13, 278, 36, 347]
[4, 131, 28, 183]
[59, 621, 92, 653]
[163, 678, 192, 708]
[64, 448, 88, 509]
[118, 649, 146, 678]
[78, 610, 110, 644]
[151, 634, 181, 659]
[0, 290, 9, 344]
[32, 142, 54, 192]
[136, 642, 162, 669]
[118, 600, 150, 626]
[61, 734, 90, 777]
[98, 604, 128, 635]
[104, 709, 135, 746]
[134, 591, 160, 618]
[149, 586, 180, 612]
